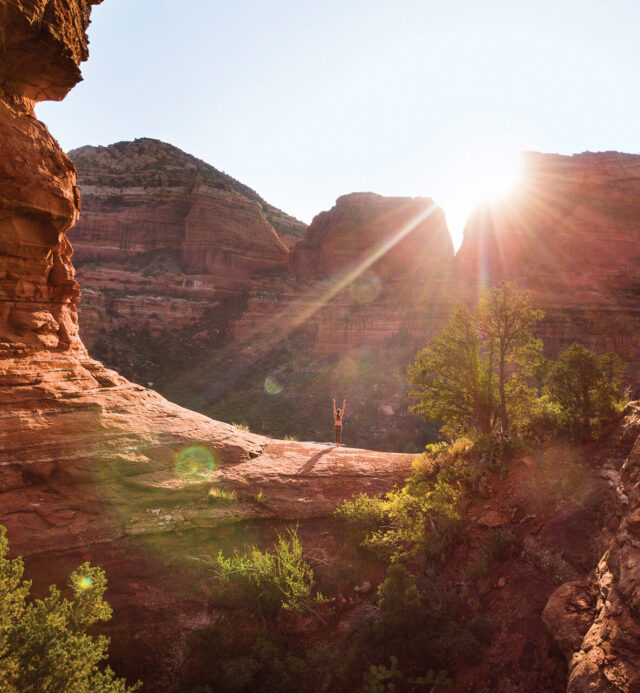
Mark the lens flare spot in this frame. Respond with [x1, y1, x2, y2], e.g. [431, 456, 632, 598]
[264, 375, 283, 395]
[349, 272, 381, 303]
[77, 576, 93, 591]
[175, 446, 216, 484]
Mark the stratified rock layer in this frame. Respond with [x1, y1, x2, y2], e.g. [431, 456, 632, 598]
[0, 3, 412, 690]
[0, 0, 102, 356]
[457, 151, 640, 371]
[69, 139, 303, 345]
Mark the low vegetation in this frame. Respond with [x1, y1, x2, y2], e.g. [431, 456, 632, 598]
[0, 526, 139, 693]
[214, 527, 325, 619]
[208, 487, 238, 504]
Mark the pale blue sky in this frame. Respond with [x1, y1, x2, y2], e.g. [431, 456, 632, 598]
[37, 0, 640, 249]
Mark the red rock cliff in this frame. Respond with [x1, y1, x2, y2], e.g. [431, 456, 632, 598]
[456, 152, 640, 367]
[0, 4, 413, 690]
[0, 0, 104, 357]
[291, 192, 453, 282]
[67, 139, 305, 346]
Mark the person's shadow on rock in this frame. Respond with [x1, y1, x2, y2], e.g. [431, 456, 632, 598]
[296, 447, 335, 475]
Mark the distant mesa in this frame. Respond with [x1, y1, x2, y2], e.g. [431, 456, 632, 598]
[68, 138, 308, 346]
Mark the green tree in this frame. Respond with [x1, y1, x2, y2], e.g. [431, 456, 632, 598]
[407, 304, 496, 437]
[478, 282, 544, 432]
[544, 342, 625, 441]
[407, 283, 543, 438]
[0, 526, 139, 693]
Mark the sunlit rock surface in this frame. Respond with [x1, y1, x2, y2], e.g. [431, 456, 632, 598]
[69, 139, 303, 346]
[0, 2, 412, 689]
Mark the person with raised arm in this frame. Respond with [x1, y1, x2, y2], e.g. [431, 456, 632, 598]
[332, 398, 346, 447]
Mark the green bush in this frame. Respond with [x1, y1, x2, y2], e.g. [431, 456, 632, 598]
[215, 527, 325, 619]
[407, 283, 543, 438]
[0, 526, 139, 693]
[205, 637, 347, 693]
[336, 475, 462, 563]
[371, 565, 489, 677]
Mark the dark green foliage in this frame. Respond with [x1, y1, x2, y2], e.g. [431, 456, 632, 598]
[365, 655, 452, 692]
[0, 526, 139, 693]
[544, 342, 625, 440]
[371, 565, 489, 677]
[468, 527, 517, 579]
[485, 527, 517, 562]
[193, 637, 347, 693]
[215, 527, 325, 619]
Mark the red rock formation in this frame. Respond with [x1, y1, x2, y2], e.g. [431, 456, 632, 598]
[543, 402, 640, 692]
[67, 139, 305, 346]
[0, 3, 413, 690]
[0, 0, 100, 357]
[291, 192, 453, 282]
[457, 151, 640, 368]
[230, 193, 455, 353]
[70, 139, 294, 277]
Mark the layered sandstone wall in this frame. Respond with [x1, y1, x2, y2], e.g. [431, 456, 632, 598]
[291, 192, 453, 281]
[457, 151, 640, 294]
[68, 139, 305, 345]
[231, 193, 455, 352]
[457, 151, 640, 372]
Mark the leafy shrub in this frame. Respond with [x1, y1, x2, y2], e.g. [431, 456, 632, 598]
[365, 655, 452, 692]
[204, 637, 347, 693]
[215, 527, 325, 619]
[485, 527, 517, 562]
[544, 343, 625, 441]
[0, 526, 139, 692]
[336, 476, 462, 563]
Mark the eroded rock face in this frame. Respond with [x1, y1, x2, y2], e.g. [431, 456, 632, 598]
[0, 3, 414, 689]
[543, 402, 640, 692]
[232, 193, 455, 353]
[457, 152, 640, 369]
[0, 0, 103, 355]
[291, 192, 453, 281]
[68, 139, 303, 346]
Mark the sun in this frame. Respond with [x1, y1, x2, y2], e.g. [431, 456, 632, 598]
[437, 143, 523, 250]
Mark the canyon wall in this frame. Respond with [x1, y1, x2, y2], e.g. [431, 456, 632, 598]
[457, 151, 640, 369]
[291, 192, 453, 280]
[0, 3, 413, 690]
[69, 139, 304, 345]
